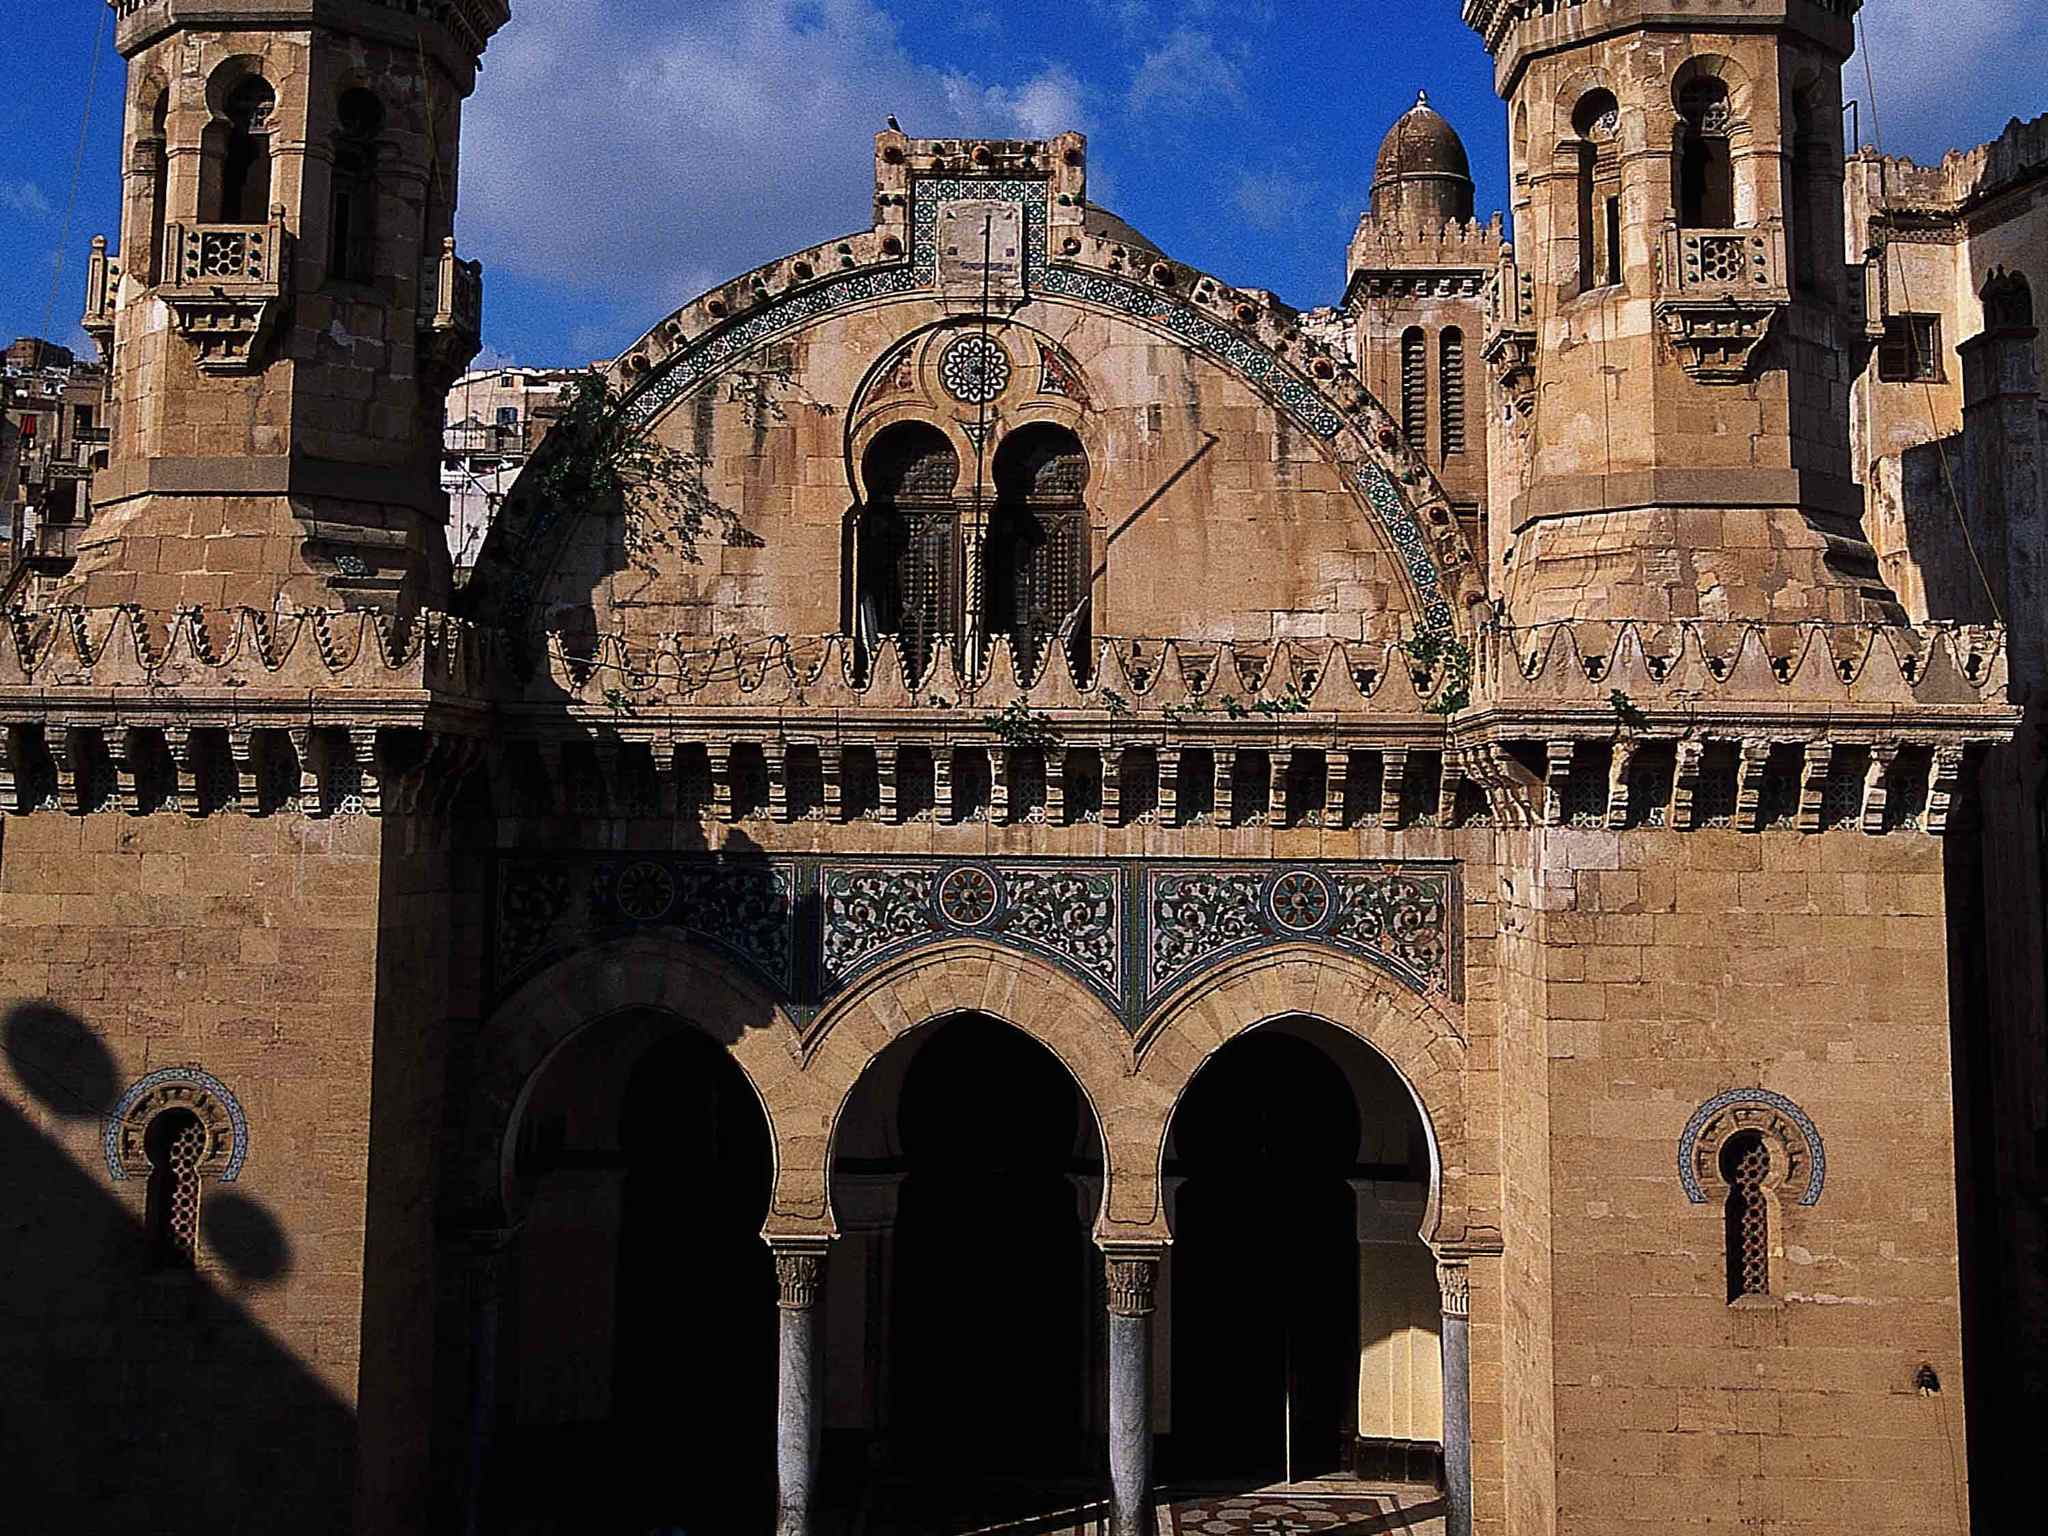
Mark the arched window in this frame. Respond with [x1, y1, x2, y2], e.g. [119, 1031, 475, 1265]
[1571, 90, 1622, 294]
[219, 76, 275, 223]
[1438, 328, 1466, 458]
[141, 88, 169, 284]
[145, 1108, 206, 1268]
[329, 88, 383, 282]
[1400, 328, 1427, 452]
[988, 423, 1090, 676]
[1678, 79, 1734, 229]
[1721, 1130, 1770, 1302]
[856, 423, 960, 679]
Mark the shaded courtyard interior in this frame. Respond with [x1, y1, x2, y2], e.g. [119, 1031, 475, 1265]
[491, 1009, 1446, 1531]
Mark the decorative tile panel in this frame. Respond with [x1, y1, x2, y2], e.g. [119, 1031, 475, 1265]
[1143, 862, 1453, 1010]
[490, 855, 1453, 1036]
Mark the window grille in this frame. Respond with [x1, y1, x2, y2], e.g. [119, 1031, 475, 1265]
[146, 1109, 206, 1268]
[1722, 1131, 1770, 1301]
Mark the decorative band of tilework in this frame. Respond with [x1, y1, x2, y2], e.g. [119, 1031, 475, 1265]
[1357, 464, 1454, 634]
[104, 1066, 248, 1183]
[493, 854, 1455, 1035]
[1678, 1088, 1825, 1207]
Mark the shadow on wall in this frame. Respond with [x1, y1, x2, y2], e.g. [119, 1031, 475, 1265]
[1, 1001, 357, 1536]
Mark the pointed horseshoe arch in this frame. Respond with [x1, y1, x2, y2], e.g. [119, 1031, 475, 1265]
[1129, 945, 1476, 1248]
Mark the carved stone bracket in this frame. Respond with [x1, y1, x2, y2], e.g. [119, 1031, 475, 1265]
[1655, 296, 1782, 384]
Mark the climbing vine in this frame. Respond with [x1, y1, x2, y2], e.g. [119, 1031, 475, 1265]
[1406, 632, 1475, 717]
[531, 373, 760, 566]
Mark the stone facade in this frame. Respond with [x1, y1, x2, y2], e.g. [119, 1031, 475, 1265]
[0, 2, 2037, 1534]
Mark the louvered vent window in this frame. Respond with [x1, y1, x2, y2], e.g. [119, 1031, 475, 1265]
[1439, 329, 1465, 457]
[1401, 329, 1427, 453]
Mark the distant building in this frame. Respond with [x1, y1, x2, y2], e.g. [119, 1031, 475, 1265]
[2, 337, 108, 605]
[441, 365, 579, 576]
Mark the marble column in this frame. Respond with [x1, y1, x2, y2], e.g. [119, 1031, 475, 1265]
[1103, 1245, 1163, 1536]
[772, 1238, 831, 1536]
[1437, 1259, 1472, 1536]
[458, 1230, 513, 1536]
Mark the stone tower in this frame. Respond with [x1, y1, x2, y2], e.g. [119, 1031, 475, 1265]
[1467, 0, 1896, 623]
[1346, 92, 1501, 567]
[76, 0, 508, 615]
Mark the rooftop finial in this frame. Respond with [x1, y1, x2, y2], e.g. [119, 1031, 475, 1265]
[1416, 89, 1430, 109]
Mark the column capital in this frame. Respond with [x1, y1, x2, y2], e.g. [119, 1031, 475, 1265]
[769, 1236, 831, 1310]
[1437, 1257, 1471, 1319]
[1100, 1242, 1166, 1318]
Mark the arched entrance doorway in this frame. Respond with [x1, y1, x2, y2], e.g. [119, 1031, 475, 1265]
[498, 1016, 777, 1533]
[1164, 1017, 1440, 1490]
[828, 1012, 1104, 1523]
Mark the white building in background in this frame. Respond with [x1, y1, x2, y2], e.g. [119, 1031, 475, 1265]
[442, 365, 580, 575]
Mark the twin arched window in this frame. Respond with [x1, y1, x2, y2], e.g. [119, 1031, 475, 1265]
[854, 420, 1090, 678]
[1400, 327, 1467, 462]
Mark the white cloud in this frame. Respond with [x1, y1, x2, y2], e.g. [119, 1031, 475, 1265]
[457, 0, 1090, 343]
[1846, 0, 2046, 161]
[947, 66, 1091, 140]
[1, 180, 53, 218]
[1231, 167, 1316, 231]
[1128, 29, 1245, 120]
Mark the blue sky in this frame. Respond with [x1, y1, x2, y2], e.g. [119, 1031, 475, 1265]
[3, 1, 2042, 366]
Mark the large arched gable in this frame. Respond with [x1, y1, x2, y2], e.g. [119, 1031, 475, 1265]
[465, 147, 1483, 643]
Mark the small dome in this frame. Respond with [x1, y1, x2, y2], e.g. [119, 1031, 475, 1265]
[1369, 90, 1476, 226]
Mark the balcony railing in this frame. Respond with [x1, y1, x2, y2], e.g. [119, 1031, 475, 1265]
[1658, 222, 1785, 298]
[81, 234, 116, 350]
[166, 219, 285, 289]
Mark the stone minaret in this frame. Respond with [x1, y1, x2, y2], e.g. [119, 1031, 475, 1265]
[1466, 0, 1896, 623]
[76, 0, 509, 614]
[1346, 92, 1502, 572]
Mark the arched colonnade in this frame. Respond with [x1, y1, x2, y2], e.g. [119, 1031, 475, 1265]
[455, 932, 1489, 1536]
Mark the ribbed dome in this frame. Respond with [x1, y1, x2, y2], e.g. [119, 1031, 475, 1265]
[1369, 90, 1476, 226]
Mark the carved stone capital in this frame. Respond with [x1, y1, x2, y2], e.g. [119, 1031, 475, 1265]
[1102, 1246, 1164, 1318]
[770, 1239, 830, 1310]
[1437, 1259, 1471, 1319]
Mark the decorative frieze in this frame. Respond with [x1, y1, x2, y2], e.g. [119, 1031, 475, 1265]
[492, 853, 1457, 1029]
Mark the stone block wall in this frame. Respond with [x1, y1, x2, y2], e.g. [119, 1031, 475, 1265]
[0, 808, 454, 1534]
[1528, 824, 1971, 1535]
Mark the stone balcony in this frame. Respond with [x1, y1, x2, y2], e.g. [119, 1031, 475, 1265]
[420, 237, 485, 387]
[160, 216, 291, 373]
[1653, 220, 1789, 383]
